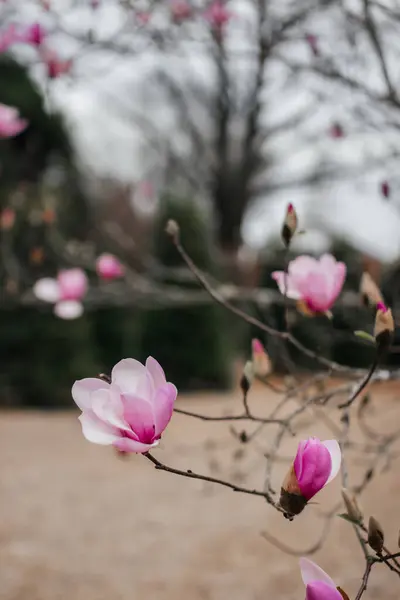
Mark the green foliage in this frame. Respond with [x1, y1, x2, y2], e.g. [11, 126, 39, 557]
[138, 194, 233, 391]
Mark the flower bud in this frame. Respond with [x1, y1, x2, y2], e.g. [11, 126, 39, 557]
[281, 203, 298, 248]
[368, 516, 384, 554]
[251, 338, 272, 378]
[341, 488, 363, 523]
[240, 360, 254, 394]
[374, 302, 394, 353]
[360, 272, 384, 308]
[165, 219, 180, 240]
[381, 180, 390, 199]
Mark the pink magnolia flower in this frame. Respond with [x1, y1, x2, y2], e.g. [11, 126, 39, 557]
[280, 437, 341, 517]
[272, 254, 346, 314]
[300, 558, 343, 600]
[96, 253, 124, 281]
[171, 0, 192, 22]
[33, 268, 88, 320]
[0, 24, 19, 53]
[294, 438, 341, 500]
[204, 1, 231, 30]
[19, 22, 46, 46]
[0, 103, 28, 138]
[72, 357, 178, 453]
[41, 50, 72, 79]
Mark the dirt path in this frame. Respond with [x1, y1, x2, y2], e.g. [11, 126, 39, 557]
[1, 382, 400, 600]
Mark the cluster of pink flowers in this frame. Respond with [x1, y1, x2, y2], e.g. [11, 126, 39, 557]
[0, 22, 72, 79]
[33, 254, 124, 320]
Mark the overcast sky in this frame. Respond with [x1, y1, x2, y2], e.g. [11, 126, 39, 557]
[4, 0, 400, 263]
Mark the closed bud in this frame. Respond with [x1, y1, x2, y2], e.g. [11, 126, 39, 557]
[360, 272, 384, 308]
[368, 516, 384, 554]
[240, 360, 254, 393]
[341, 488, 363, 522]
[281, 203, 298, 248]
[251, 338, 272, 378]
[374, 302, 394, 354]
[165, 219, 180, 240]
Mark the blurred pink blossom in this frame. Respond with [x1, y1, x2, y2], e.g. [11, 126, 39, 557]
[96, 253, 125, 281]
[0, 24, 18, 53]
[251, 338, 271, 377]
[293, 437, 341, 501]
[19, 22, 46, 46]
[272, 254, 346, 314]
[72, 357, 178, 453]
[299, 558, 343, 600]
[380, 180, 390, 198]
[204, 1, 231, 30]
[305, 33, 319, 57]
[0, 103, 28, 138]
[136, 11, 151, 26]
[330, 122, 344, 139]
[33, 268, 88, 320]
[41, 50, 72, 79]
[171, 0, 192, 22]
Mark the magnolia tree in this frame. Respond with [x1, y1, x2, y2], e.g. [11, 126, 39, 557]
[2, 2, 400, 599]
[68, 206, 400, 600]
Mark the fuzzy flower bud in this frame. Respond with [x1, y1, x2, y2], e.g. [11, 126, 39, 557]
[360, 272, 384, 308]
[251, 339, 272, 378]
[368, 516, 384, 554]
[374, 302, 394, 353]
[281, 203, 298, 248]
[341, 488, 363, 523]
[240, 360, 254, 394]
[165, 219, 180, 240]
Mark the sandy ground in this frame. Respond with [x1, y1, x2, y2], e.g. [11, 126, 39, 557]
[1, 380, 400, 600]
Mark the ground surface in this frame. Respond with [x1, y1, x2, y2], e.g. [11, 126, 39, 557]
[1, 380, 400, 600]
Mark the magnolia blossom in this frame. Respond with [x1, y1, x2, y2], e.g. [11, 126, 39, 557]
[20, 23, 46, 46]
[280, 437, 341, 516]
[33, 268, 88, 319]
[171, 0, 192, 21]
[41, 50, 72, 79]
[204, 1, 231, 29]
[0, 103, 28, 138]
[0, 24, 18, 53]
[96, 253, 124, 281]
[272, 254, 346, 315]
[72, 357, 178, 453]
[300, 558, 343, 600]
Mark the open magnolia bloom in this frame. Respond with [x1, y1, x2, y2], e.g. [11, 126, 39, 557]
[272, 254, 346, 315]
[72, 357, 178, 453]
[280, 438, 341, 518]
[33, 268, 88, 319]
[300, 558, 345, 600]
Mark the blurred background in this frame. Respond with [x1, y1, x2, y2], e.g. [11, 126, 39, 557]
[2, 2, 400, 599]
[2, 0, 400, 408]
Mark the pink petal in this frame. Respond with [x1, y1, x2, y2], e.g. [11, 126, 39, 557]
[294, 438, 332, 500]
[271, 271, 302, 300]
[113, 438, 158, 454]
[72, 377, 109, 411]
[121, 394, 155, 443]
[300, 272, 333, 312]
[111, 358, 152, 397]
[33, 278, 60, 303]
[322, 440, 342, 484]
[300, 558, 336, 588]
[306, 582, 342, 600]
[54, 300, 83, 319]
[153, 383, 177, 437]
[332, 262, 346, 299]
[91, 386, 130, 432]
[146, 356, 167, 389]
[79, 411, 120, 445]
